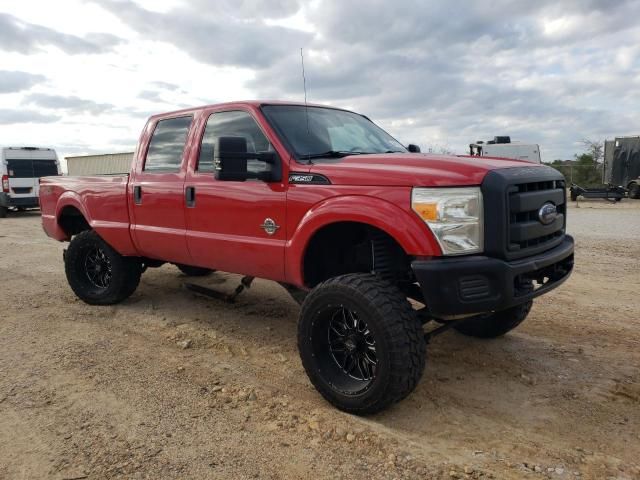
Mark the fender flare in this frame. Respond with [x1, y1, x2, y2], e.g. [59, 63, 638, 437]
[44, 192, 93, 241]
[284, 194, 441, 286]
[56, 191, 92, 225]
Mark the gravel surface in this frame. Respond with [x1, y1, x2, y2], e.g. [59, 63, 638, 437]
[0, 200, 639, 479]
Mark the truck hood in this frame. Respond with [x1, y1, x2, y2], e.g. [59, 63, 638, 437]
[304, 153, 542, 187]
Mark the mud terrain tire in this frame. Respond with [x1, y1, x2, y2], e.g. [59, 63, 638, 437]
[65, 230, 142, 305]
[298, 274, 426, 415]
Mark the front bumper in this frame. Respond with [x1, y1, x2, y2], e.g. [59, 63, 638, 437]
[0, 193, 39, 208]
[412, 235, 574, 317]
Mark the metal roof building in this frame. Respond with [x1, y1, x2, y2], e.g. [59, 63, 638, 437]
[65, 152, 134, 176]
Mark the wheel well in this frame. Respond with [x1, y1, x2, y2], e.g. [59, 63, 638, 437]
[58, 206, 90, 237]
[303, 222, 411, 288]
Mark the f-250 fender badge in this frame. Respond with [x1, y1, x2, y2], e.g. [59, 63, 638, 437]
[260, 218, 280, 235]
[288, 172, 331, 185]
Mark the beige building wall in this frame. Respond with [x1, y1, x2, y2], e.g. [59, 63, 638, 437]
[65, 152, 134, 176]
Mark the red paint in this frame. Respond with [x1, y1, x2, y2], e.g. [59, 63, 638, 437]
[39, 101, 550, 287]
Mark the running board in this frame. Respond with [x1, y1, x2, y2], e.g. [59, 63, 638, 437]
[184, 276, 254, 303]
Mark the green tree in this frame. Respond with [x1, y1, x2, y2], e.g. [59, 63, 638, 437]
[571, 153, 603, 186]
[548, 144, 603, 186]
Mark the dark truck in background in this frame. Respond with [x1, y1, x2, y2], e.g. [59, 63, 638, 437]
[39, 101, 574, 414]
[604, 136, 640, 199]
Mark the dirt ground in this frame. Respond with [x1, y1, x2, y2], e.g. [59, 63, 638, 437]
[1, 199, 639, 480]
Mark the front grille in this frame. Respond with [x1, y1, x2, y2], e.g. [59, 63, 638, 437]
[508, 179, 565, 255]
[482, 166, 567, 260]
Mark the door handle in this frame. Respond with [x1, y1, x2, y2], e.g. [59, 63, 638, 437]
[185, 186, 196, 208]
[134, 185, 142, 205]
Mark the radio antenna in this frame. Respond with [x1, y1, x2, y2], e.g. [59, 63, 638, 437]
[300, 48, 314, 164]
[300, 48, 310, 136]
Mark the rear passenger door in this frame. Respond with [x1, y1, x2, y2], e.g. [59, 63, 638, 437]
[129, 115, 194, 265]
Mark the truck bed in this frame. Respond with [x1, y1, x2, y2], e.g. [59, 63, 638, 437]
[39, 174, 137, 255]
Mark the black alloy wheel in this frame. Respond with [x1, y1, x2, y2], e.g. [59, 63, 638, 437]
[65, 230, 142, 305]
[325, 306, 377, 387]
[298, 274, 426, 414]
[84, 247, 113, 289]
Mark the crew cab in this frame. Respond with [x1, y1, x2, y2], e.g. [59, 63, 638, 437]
[40, 101, 574, 414]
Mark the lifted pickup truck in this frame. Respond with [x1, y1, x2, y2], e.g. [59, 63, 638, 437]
[40, 101, 574, 414]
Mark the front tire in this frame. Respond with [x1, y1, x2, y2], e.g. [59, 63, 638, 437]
[629, 182, 640, 199]
[454, 301, 533, 338]
[298, 274, 426, 415]
[65, 230, 142, 305]
[0, 206, 7, 218]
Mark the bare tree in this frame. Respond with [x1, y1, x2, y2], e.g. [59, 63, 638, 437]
[425, 144, 455, 155]
[580, 138, 603, 165]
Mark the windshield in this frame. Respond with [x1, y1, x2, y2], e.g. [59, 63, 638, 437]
[261, 105, 407, 160]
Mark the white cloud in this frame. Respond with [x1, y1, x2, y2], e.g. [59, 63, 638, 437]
[0, 0, 639, 163]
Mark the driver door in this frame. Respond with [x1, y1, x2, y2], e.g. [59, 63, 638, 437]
[184, 109, 287, 281]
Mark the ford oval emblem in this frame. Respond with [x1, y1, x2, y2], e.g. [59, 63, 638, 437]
[538, 202, 557, 225]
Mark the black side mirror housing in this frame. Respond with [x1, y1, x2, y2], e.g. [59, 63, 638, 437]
[407, 144, 421, 153]
[214, 136, 281, 182]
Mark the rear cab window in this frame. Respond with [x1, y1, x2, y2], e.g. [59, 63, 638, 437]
[144, 116, 193, 172]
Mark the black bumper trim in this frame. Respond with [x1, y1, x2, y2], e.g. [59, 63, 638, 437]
[412, 235, 574, 316]
[0, 194, 39, 208]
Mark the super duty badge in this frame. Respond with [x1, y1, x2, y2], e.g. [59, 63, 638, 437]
[288, 173, 331, 185]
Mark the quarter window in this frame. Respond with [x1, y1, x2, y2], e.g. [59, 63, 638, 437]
[197, 110, 271, 173]
[144, 116, 193, 172]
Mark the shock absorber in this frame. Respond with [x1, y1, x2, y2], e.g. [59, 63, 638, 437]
[371, 232, 398, 283]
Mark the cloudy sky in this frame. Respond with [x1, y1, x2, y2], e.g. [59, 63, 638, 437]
[1, 0, 639, 166]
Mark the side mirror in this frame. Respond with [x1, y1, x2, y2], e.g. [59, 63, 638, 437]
[214, 136, 280, 182]
[407, 144, 421, 153]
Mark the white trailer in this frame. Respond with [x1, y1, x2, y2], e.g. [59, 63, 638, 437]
[469, 137, 541, 163]
[1, 147, 61, 218]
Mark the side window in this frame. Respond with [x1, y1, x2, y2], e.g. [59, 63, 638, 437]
[197, 110, 271, 174]
[144, 116, 193, 172]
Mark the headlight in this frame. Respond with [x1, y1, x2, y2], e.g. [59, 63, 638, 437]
[411, 187, 483, 255]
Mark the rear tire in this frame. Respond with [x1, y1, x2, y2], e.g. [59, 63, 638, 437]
[176, 264, 214, 276]
[65, 230, 142, 305]
[298, 274, 426, 415]
[629, 182, 640, 199]
[454, 301, 533, 338]
[570, 190, 578, 201]
[0, 206, 7, 218]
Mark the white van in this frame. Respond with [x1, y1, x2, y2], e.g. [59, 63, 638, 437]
[469, 137, 541, 164]
[1, 147, 61, 218]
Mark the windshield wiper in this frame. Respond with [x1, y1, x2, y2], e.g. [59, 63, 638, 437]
[302, 150, 364, 160]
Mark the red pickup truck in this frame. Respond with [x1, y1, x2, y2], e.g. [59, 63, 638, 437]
[40, 101, 574, 414]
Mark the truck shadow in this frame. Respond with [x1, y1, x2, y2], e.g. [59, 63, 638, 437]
[3, 209, 41, 219]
